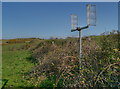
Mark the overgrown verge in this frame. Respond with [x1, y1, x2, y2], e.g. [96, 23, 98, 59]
[24, 31, 119, 88]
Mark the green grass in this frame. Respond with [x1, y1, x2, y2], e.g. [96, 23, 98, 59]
[2, 44, 35, 88]
[1, 33, 119, 88]
[0, 82, 1, 88]
[2, 43, 26, 51]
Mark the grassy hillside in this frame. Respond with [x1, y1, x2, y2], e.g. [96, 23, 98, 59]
[1, 32, 120, 88]
[2, 43, 35, 88]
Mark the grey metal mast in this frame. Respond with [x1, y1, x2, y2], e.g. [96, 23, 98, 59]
[70, 4, 96, 85]
[71, 26, 89, 69]
[79, 30, 82, 65]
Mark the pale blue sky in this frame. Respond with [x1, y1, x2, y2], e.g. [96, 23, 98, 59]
[2, 2, 118, 39]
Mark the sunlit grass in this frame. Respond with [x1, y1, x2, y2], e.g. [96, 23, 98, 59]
[2, 44, 35, 87]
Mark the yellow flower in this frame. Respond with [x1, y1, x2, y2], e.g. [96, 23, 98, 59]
[52, 63, 54, 65]
[113, 49, 120, 52]
[80, 81, 85, 84]
[113, 49, 118, 51]
[116, 58, 120, 61]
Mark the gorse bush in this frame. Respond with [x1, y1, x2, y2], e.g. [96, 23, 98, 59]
[25, 38, 80, 87]
[81, 33, 119, 87]
[24, 31, 119, 88]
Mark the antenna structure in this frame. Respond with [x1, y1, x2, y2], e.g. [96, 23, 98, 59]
[87, 4, 96, 26]
[71, 14, 78, 30]
[70, 4, 96, 83]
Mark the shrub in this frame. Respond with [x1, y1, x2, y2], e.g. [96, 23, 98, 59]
[25, 31, 119, 88]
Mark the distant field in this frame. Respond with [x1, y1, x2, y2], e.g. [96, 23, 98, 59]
[1, 38, 39, 45]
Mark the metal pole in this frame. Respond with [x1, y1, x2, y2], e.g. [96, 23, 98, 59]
[79, 30, 82, 68]
[79, 30, 82, 87]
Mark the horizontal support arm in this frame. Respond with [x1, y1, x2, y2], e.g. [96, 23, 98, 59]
[71, 29, 78, 32]
[71, 25, 89, 32]
[80, 25, 89, 30]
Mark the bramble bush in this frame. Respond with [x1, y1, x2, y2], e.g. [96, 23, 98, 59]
[24, 31, 119, 88]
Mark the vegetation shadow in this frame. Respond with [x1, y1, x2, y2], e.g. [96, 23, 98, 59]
[26, 56, 38, 64]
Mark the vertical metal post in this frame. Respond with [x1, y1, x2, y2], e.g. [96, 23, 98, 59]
[79, 30, 82, 87]
[71, 4, 96, 87]
[79, 30, 82, 69]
